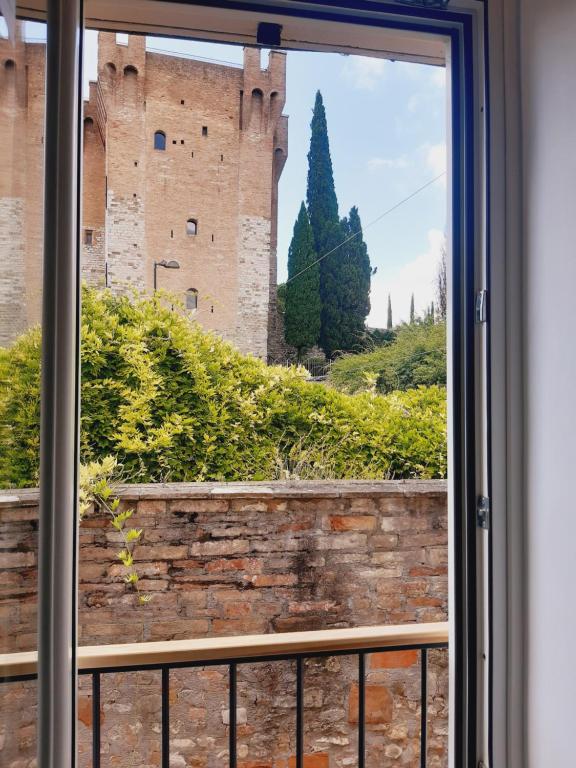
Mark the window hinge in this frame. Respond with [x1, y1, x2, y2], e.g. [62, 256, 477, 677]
[475, 289, 488, 324]
[477, 496, 490, 530]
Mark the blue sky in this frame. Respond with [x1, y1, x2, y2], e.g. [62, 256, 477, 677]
[26, 25, 447, 327]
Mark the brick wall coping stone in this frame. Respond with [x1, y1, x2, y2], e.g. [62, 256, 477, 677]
[0, 479, 447, 509]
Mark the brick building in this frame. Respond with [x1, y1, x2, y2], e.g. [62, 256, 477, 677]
[0, 29, 288, 358]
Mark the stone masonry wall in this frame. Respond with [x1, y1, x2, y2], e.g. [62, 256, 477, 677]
[0, 481, 448, 768]
[106, 193, 147, 293]
[0, 198, 27, 346]
[236, 215, 272, 358]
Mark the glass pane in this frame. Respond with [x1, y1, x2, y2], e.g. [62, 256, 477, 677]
[0, 16, 47, 766]
[76, 23, 448, 768]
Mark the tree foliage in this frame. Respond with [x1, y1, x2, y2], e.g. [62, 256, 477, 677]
[387, 294, 393, 330]
[306, 91, 339, 255]
[305, 91, 371, 357]
[329, 320, 446, 395]
[284, 202, 321, 356]
[0, 288, 447, 487]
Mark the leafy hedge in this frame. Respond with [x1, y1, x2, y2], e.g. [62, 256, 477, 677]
[329, 321, 446, 394]
[0, 288, 447, 488]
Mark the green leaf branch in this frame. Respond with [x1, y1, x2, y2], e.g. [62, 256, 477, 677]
[79, 456, 152, 604]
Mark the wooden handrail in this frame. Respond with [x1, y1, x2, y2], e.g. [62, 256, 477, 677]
[0, 622, 448, 679]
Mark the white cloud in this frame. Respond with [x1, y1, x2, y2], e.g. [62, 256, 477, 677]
[342, 56, 388, 90]
[425, 142, 447, 176]
[367, 155, 411, 172]
[368, 229, 445, 327]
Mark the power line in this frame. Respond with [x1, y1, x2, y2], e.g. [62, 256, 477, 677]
[286, 171, 446, 284]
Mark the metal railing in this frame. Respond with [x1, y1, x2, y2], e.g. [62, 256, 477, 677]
[0, 622, 449, 768]
[274, 358, 333, 380]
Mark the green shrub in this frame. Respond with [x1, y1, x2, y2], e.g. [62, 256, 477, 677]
[329, 321, 446, 394]
[0, 288, 447, 488]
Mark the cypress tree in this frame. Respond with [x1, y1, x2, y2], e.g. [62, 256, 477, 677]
[341, 206, 371, 342]
[284, 203, 321, 359]
[306, 91, 371, 356]
[317, 209, 371, 356]
[410, 293, 415, 324]
[306, 91, 339, 254]
[387, 294, 393, 330]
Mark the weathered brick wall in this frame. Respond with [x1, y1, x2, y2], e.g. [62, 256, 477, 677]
[0, 481, 448, 768]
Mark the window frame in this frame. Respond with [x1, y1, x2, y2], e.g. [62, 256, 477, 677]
[26, 2, 511, 767]
[154, 129, 166, 150]
[186, 287, 198, 311]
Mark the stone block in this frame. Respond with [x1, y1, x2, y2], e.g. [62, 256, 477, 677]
[348, 683, 392, 724]
[190, 540, 249, 557]
[328, 516, 376, 531]
[221, 707, 247, 725]
[370, 650, 418, 669]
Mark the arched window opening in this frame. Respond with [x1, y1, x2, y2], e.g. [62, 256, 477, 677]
[186, 289, 198, 311]
[186, 219, 198, 236]
[123, 65, 138, 76]
[4, 59, 15, 70]
[250, 88, 264, 132]
[154, 131, 166, 151]
[84, 117, 94, 129]
[106, 62, 117, 75]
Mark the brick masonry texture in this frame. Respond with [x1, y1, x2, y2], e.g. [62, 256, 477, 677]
[0, 28, 288, 358]
[0, 480, 448, 768]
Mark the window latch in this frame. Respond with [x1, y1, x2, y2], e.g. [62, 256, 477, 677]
[475, 289, 488, 324]
[477, 496, 490, 530]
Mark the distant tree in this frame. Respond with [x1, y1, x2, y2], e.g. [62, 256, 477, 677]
[284, 203, 321, 359]
[306, 91, 371, 356]
[318, 209, 372, 357]
[436, 240, 447, 321]
[306, 91, 342, 356]
[316, 219, 348, 356]
[329, 321, 447, 395]
[340, 206, 371, 342]
[430, 301, 435, 323]
[387, 294, 393, 330]
[410, 293, 415, 324]
[306, 91, 339, 255]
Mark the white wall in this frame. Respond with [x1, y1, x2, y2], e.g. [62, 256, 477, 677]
[520, 0, 576, 764]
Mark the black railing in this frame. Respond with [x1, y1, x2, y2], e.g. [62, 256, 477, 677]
[1, 623, 449, 768]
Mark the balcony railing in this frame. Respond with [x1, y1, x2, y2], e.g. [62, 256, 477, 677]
[0, 622, 449, 768]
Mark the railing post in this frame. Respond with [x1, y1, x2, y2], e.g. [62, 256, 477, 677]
[421, 648, 428, 768]
[37, 1, 83, 766]
[162, 667, 170, 768]
[229, 663, 237, 768]
[296, 657, 304, 768]
[92, 672, 100, 768]
[358, 652, 366, 768]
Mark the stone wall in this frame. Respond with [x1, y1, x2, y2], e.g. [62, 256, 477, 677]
[0, 481, 448, 768]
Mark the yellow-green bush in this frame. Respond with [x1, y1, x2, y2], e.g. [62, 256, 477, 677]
[329, 321, 446, 394]
[0, 288, 447, 488]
